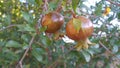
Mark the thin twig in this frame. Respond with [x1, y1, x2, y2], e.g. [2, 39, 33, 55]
[64, 62, 66, 68]
[43, 0, 48, 11]
[0, 24, 18, 32]
[34, 41, 45, 48]
[107, 0, 120, 6]
[16, 35, 36, 68]
[99, 41, 120, 60]
[99, 41, 112, 53]
[55, 0, 62, 12]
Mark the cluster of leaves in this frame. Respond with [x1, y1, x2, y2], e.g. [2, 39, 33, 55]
[0, 0, 120, 68]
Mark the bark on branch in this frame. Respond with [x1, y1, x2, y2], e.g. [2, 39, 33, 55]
[0, 24, 18, 32]
[107, 0, 120, 6]
[16, 35, 36, 68]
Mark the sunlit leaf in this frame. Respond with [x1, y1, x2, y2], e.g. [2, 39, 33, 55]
[40, 26, 47, 32]
[49, 2, 58, 10]
[23, 64, 30, 68]
[27, 0, 35, 4]
[81, 50, 91, 62]
[4, 14, 11, 25]
[17, 24, 35, 32]
[72, 0, 80, 13]
[6, 40, 21, 48]
[21, 11, 33, 23]
[35, 0, 43, 5]
[108, 16, 114, 22]
[21, 34, 30, 42]
[32, 48, 45, 62]
[94, 3, 102, 16]
[112, 45, 118, 53]
[86, 49, 95, 56]
[40, 35, 52, 46]
[116, 54, 120, 59]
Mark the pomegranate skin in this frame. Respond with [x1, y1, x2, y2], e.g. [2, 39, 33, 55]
[41, 12, 64, 33]
[66, 16, 93, 41]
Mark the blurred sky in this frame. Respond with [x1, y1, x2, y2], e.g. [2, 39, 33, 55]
[83, 0, 120, 26]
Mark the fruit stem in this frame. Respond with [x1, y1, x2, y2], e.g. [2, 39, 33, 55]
[56, 0, 62, 12]
[56, 6, 62, 12]
[70, 10, 76, 18]
[43, 0, 48, 11]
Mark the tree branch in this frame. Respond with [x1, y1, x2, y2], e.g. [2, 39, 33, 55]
[107, 0, 120, 6]
[16, 35, 36, 68]
[99, 41, 112, 54]
[0, 24, 18, 32]
[43, 0, 48, 11]
[99, 41, 120, 61]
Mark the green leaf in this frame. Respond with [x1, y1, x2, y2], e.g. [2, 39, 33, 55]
[22, 43, 29, 50]
[117, 65, 120, 68]
[1, 48, 19, 63]
[17, 24, 35, 32]
[0, 41, 5, 47]
[69, 50, 80, 57]
[81, 50, 91, 62]
[4, 14, 11, 25]
[35, 0, 43, 5]
[21, 11, 33, 23]
[86, 49, 95, 56]
[23, 64, 30, 68]
[105, 63, 110, 68]
[72, 0, 80, 13]
[27, 0, 35, 4]
[40, 26, 47, 32]
[116, 54, 120, 59]
[94, 3, 102, 16]
[49, 2, 58, 10]
[5, 40, 21, 48]
[90, 46, 101, 53]
[32, 48, 45, 62]
[21, 34, 29, 42]
[40, 35, 52, 46]
[108, 16, 114, 22]
[73, 18, 81, 32]
[117, 12, 120, 19]
[112, 46, 118, 53]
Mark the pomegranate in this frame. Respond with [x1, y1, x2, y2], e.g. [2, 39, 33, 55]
[66, 16, 93, 41]
[41, 11, 64, 33]
[66, 16, 94, 51]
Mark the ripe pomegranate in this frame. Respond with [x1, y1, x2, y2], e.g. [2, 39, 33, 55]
[66, 16, 93, 41]
[41, 11, 64, 33]
[66, 16, 94, 51]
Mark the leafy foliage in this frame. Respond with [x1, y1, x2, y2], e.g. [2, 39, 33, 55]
[0, 0, 120, 68]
